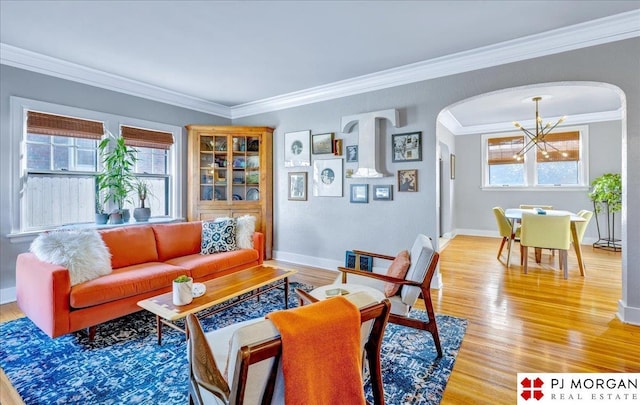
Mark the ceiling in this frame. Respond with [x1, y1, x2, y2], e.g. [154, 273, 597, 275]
[1, 1, 638, 129]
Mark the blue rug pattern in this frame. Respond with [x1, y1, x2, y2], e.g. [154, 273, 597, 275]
[0, 283, 467, 404]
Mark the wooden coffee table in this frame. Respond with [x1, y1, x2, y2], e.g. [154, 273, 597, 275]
[137, 265, 297, 344]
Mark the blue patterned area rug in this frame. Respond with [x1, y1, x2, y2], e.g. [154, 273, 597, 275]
[0, 283, 467, 404]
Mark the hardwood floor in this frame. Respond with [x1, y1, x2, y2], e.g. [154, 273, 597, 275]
[1, 235, 637, 404]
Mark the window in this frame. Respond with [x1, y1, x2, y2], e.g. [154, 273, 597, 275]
[482, 126, 588, 189]
[121, 125, 174, 216]
[23, 111, 103, 230]
[10, 97, 183, 235]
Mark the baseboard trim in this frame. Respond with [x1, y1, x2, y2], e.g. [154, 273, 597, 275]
[0, 287, 16, 304]
[617, 300, 640, 326]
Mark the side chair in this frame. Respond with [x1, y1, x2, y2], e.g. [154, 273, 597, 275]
[333, 234, 443, 358]
[520, 213, 571, 279]
[493, 207, 520, 261]
[186, 292, 391, 405]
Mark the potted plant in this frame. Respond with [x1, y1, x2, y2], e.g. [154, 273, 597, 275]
[97, 132, 137, 224]
[95, 196, 109, 225]
[172, 275, 193, 306]
[588, 173, 622, 251]
[133, 178, 152, 222]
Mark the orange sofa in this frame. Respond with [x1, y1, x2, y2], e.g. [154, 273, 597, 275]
[15, 221, 264, 338]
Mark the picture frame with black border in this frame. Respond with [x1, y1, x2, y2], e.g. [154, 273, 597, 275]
[373, 185, 393, 200]
[345, 250, 373, 271]
[350, 184, 368, 203]
[284, 130, 310, 167]
[346, 145, 358, 162]
[312, 132, 334, 154]
[392, 131, 422, 162]
[398, 169, 418, 192]
[288, 172, 307, 201]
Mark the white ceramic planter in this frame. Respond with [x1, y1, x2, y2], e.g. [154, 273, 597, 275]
[172, 278, 193, 306]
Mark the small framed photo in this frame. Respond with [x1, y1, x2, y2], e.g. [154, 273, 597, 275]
[392, 132, 422, 162]
[345, 251, 373, 271]
[288, 172, 307, 201]
[350, 184, 368, 203]
[312, 133, 334, 154]
[398, 169, 418, 192]
[284, 130, 310, 167]
[346, 145, 358, 162]
[373, 185, 393, 201]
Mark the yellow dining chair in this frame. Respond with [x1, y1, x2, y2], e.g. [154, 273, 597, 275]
[493, 207, 520, 260]
[520, 213, 571, 279]
[571, 210, 594, 268]
[519, 204, 553, 209]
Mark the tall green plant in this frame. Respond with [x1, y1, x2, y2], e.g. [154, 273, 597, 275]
[97, 133, 137, 213]
[588, 173, 622, 214]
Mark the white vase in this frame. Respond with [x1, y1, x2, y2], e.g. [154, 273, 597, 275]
[172, 278, 193, 306]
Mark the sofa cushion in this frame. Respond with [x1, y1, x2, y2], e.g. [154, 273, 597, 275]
[152, 222, 203, 261]
[201, 219, 238, 254]
[70, 262, 187, 308]
[99, 226, 159, 269]
[166, 249, 259, 280]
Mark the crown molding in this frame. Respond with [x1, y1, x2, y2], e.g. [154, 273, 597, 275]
[0, 43, 232, 119]
[231, 10, 640, 118]
[449, 109, 623, 136]
[1, 10, 638, 120]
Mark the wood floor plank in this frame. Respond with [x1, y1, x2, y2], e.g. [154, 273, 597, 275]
[1, 235, 637, 405]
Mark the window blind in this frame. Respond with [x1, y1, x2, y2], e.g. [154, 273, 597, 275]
[121, 126, 174, 150]
[27, 111, 104, 140]
[536, 131, 580, 162]
[487, 136, 524, 165]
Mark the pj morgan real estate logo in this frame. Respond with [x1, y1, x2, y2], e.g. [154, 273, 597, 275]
[517, 373, 639, 404]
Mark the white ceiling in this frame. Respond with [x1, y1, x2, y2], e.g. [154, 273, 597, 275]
[1, 1, 638, 129]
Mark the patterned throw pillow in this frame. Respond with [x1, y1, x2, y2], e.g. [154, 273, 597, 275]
[201, 218, 238, 254]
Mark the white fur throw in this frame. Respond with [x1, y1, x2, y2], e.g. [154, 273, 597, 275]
[214, 215, 256, 249]
[30, 230, 112, 286]
[236, 215, 256, 249]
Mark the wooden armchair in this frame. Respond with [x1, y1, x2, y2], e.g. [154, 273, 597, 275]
[186, 291, 391, 405]
[335, 234, 442, 357]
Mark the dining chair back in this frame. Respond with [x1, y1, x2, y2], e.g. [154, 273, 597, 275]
[519, 204, 553, 209]
[493, 207, 520, 260]
[520, 213, 571, 278]
[572, 210, 594, 245]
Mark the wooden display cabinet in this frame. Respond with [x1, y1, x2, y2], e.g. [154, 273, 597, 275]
[186, 125, 274, 259]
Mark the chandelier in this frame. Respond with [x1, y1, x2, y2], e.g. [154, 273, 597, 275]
[512, 96, 567, 160]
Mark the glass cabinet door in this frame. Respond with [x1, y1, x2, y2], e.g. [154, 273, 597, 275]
[199, 135, 228, 201]
[230, 136, 261, 201]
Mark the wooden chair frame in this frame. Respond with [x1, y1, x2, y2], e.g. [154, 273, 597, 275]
[336, 249, 443, 358]
[186, 297, 391, 405]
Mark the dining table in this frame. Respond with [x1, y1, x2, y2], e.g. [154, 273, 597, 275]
[504, 208, 587, 275]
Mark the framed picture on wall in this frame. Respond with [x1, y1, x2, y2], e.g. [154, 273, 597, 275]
[288, 172, 307, 201]
[373, 185, 393, 201]
[284, 130, 311, 167]
[313, 159, 343, 197]
[398, 169, 418, 192]
[350, 184, 368, 203]
[346, 145, 358, 162]
[392, 132, 422, 162]
[312, 133, 334, 154]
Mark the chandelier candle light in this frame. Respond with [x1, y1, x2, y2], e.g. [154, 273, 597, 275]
[512, 96, 567, 160]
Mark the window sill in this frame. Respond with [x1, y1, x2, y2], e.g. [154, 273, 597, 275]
[481, 186, 589, 192]
[7, 217, 184, 244]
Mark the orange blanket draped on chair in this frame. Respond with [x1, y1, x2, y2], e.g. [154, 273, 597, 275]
[266, 296, 366, 405]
